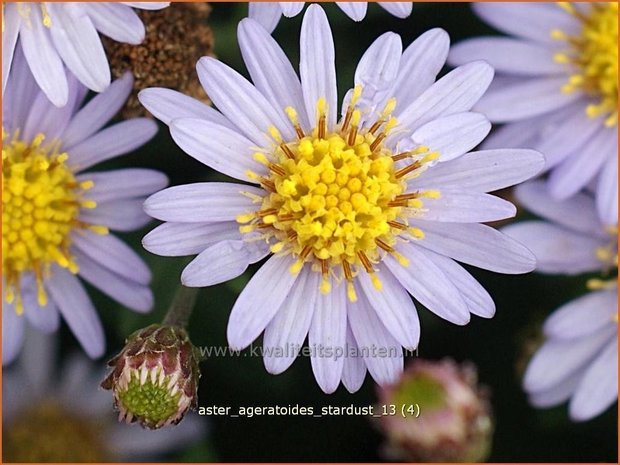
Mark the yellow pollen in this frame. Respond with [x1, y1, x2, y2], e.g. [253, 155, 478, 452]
[2, 130, 104, 313]
[239, 87, 439, 300]
[553, 3, 618, 126]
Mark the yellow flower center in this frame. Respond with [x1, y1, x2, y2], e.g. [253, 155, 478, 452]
[587, 225, 618, 294]
[3, 401, 108, 462]
[2, 130, 106, 313]
[237, 86, 440, 301]
[553, 2, 618, 126]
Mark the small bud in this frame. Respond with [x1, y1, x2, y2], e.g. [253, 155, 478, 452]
[101, 324, 201, 429]
[376, 358, 493, 462]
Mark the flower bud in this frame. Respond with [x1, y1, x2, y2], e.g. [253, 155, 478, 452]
[101, 324, 201, 429]
[377, 358, 493, 462]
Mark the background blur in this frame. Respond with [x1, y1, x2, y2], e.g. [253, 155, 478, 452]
[6, 2, 617, 462]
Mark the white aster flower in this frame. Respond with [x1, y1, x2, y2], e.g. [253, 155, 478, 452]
[140, 6, 543, 393]
[449, 2, 618, 226]
[2, 1, 169, 107]
[2, 48, 167, 365]
[503, 180, 617, 421]
[3, 330, 205, 462]
[249, 1, 412, 33]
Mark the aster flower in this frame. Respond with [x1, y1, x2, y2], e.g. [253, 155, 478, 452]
[3, 330, 205, 462]
[2, 1, 169, 107]
[449, 2, 618, 226]
[249, 1, 412, 33]
[503, 181, 617, 421]
[2, 48, 166, 365]
[140, 6, 543, 393]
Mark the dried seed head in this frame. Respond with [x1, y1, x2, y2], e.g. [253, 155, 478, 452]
[103, 3, 214, 118]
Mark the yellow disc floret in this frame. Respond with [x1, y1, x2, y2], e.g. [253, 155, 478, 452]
[554, 2, 618, 126]
[238, 87, 439, 301]
[2, 129, 104, 313]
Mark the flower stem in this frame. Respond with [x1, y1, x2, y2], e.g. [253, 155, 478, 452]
[163, 285, 199, 328]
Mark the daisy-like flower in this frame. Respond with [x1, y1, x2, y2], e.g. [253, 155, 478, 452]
[3, 330, 205, 462]
[140, 6, 543, 393]
[2, 48, 167, 365]
[249, 2, 412, 33]
[503, 181, 617, 421]
[449, 3, 618, 226]
[2, 1, 169, 107]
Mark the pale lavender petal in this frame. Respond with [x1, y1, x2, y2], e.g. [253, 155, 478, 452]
[2, 305, 25, 365]
[449, 37, 564, 75]
[120, 2, 170, 10]
[181, 240, 259, 287]
[248, 2, 282, 34]
[309, 282, 347, 393]
[80, 198, 151, 232]
[75, 251, 153, 313]
[353, 32, 402, 119]
[238, 18, 310, 130]
[397, 61, 494, 134]
[138, 87, 235, 129]
[48, 3, 110, 92]
[514, 181, 603, 236]
[3, 45, 39, 132]
[77, 168, 168, 203]
[144, 183, 263, 223]
[358, 266, 420, 350]
[424, 252, 496, 318]
[596, 152, 618, 226]
[548, 128, 614, 199]
[170, 118, 266, 183]
[341, 327, 367, 393]
[197, 57, 294, 146]
[143, 222, 242, 257]
[410, 149, 544, 193]
[409, 112, 491, 161]
[46, 268, 105, 358]
[348, 288, 403, 384]
[336, 2, 368, 21]
[476, 77, 580, 123]
[227, 255, 299, 350]
[386, 245, 470, 325]
[72, 231, 151, 285]
[473, 3, 579, 45]
[21, 278, 61, 333]
[279, 2, 304, 17]
[523, 326, 615, 393]
[62, 72, 134, 148]
[19, 7, 69, 107]
[263, 269, 319, 374]
[393, 28, 450, 111]
[544, 291, 617, 340]
[85, 3, 145, 44]
[419, 189, 516, 223]
[502, 221, 603, 275]
[528, 371, 581, 408]
[2, 4, 20, 95]
[67, 119, 158, 172]
[378, 2, 412, 18]
[22, 73, 81, 142]
[409, 220, 536, 274]
[300, 5, 338, 130]
[570, 337, 618, 421]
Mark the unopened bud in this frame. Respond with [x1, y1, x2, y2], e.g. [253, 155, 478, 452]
[101, 324, 201, 429]
[377, 358, 493, 462]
